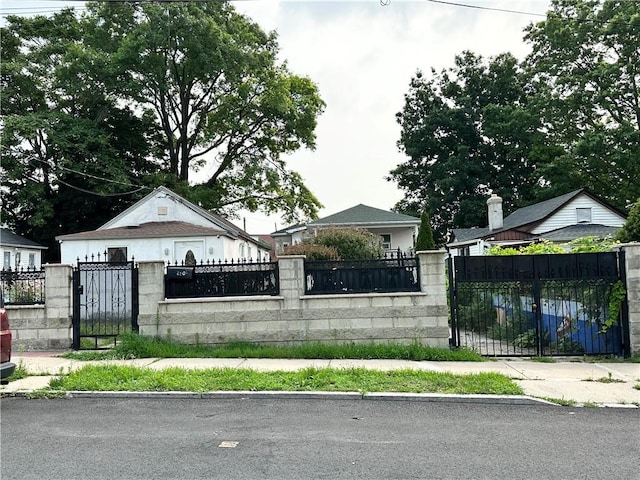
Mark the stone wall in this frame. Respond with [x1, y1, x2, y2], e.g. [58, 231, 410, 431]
[9, 264, 73, 350]
[7, 247, 640, 355]
[140, 252, 450, 347]
[622, 244, 640, 355]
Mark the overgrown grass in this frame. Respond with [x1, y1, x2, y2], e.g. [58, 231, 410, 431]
[5, 362, 28, 381]
[48, 364, 522, 395]
[61, 333, 484, 362]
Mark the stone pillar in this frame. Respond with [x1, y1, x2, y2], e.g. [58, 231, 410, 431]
[43, 264, 73, 326]
[622, 244, 640, 355]
[416, 250, 447, 300]
[136, 261, 166, 337]
[277, 255, 306, 310]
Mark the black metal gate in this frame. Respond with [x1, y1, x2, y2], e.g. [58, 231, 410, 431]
[448, 253, 629, 357]
[72, 258, 139, 350]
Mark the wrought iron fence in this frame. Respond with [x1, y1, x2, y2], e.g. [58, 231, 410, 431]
[165, 258, 279, 298]
[304, 252, 420, 295]
[0, 266, 46, 305]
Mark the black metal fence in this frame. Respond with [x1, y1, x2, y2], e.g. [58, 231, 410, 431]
[72, 258, 139, 350]
[449, 253, 628, 357]
[165, 258, 279, 299]
[304, 253, 420, 295]
[0, 266, 46, 305]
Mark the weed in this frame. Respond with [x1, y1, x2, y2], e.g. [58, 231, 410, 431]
[61, 333, 485, 362]
[582, 372, 625, 383]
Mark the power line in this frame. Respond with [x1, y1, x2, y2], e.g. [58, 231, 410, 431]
[425, 0, 547, 18]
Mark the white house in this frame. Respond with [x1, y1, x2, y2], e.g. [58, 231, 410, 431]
[272, 204, 420, 256]
[56, 186, 272, 264]
[447, 189, 627, 256]
[0, 228, 47, 270]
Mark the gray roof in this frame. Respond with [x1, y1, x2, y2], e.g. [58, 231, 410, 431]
[308, 204, 420, 227]
[56, 222, 227, 240]
[500, 189, 585, 231]
[0, 228, 47, 249]
[539, 224, 620, 242]
[451, 189, 626, 244]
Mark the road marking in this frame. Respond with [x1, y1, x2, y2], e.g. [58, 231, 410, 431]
[219, 441, 239, 448]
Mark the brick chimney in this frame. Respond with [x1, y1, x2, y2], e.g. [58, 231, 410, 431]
[487, 193, 503, 231]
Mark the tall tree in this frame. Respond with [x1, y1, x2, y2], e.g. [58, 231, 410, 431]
[524, 0, 640, 209]
[83, 1, 324, 220]
[389, 52, 548, 244]
[0, 10, 157, 260]
[415, 210, 436, 251]
[1, 1, 325, 260]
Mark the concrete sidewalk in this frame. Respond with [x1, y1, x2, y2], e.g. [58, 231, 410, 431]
[3, 353, 639, 407]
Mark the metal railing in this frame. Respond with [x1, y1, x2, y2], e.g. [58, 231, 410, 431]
[165, 258, 279, 299]
[304, 253, 420, 295]
[0, 266, 46, 305]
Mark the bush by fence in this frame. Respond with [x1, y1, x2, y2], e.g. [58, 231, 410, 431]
[0, 267, 46, 305]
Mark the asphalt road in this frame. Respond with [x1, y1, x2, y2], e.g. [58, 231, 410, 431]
[2, 397, 639, 480]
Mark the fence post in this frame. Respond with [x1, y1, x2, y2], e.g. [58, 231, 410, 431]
[277, 255, 306, 310]
[137, 261, 166, 337]
[621, 243, 640, 355]
[416, 250, 447, 297]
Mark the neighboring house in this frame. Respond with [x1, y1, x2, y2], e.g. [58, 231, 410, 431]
[0, 228, 47, 270]
[56, 186, 272, 264]
[448, 189, 627, 256]
[272, 204, 420, 256]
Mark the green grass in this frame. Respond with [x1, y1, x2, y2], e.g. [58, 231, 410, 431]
[47, 364, 522, 395]
[61, 333, 484, 362]
[5, 362, 28, 382]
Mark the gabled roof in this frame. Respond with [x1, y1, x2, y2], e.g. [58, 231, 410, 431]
[308, 204, 420, 227]
[539, 224, 620, 242]
[56, 186, 263, 247]
[500, 189, 584, 231]
[0, 228, 47, 250]
[451, 189, 626, 244]
[56, 221, 227, 241]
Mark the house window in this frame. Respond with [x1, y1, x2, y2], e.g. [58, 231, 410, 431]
[29, 253, 35, 267]
[576, 208, 592, 223]
[3, 252, 10, 270]
[380, 234, 391, 250]
[14, 252, 21, 268]
[108, 247, 127, 263]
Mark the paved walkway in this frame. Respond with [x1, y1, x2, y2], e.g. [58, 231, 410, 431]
[3, 353, 639, 407]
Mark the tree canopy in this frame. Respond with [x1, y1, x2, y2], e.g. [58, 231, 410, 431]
[1, 2, 324, 259]
[390, 0, 639, 245]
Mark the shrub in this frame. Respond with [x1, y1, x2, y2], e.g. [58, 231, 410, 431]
[415, 210, 436, 251]
[305, 227, 383, 259]
[282, 243, 339, 261]
[617, 198, 640, 243]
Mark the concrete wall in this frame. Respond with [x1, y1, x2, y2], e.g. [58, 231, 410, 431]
[8, 264, 73, 350]
[141, 251, 450, 347]
[8, 247, 640, 355]
[623, 244, 640, 355]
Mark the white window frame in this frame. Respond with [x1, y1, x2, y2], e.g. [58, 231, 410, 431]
[380, 234, 391, 250]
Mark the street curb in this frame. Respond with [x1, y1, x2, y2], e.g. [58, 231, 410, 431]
[3, 389, 559, 405]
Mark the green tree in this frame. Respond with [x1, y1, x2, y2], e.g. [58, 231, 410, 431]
[83, 1, 324, 220]
[303, 228, 383, 260]
[415, 210, 436, 251]
[617, 198, 640, 242]
[0, 10, 157, 260]
[523, 0, 640, 209]
[389, 52, 550, 244]
[1, 2, 325, 259]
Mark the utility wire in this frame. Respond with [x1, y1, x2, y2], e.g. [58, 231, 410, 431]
[425, 0, 547, 18]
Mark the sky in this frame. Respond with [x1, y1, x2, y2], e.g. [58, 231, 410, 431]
[1, 0, 553, 233]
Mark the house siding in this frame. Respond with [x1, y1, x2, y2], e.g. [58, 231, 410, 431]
[533, 194, 626, 234]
